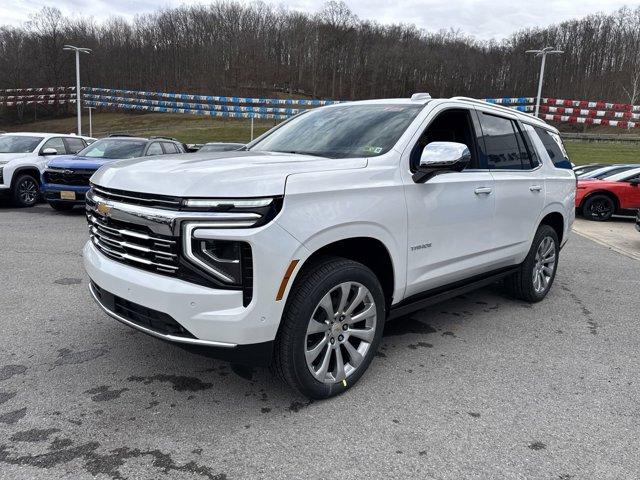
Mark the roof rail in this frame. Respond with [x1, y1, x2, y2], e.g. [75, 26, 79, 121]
[108, 133, 135, 137]
[150, 136, 179, 142]
[451, 96, 542, 122]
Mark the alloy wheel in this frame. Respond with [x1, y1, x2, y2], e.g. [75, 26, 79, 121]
[18, 178, 38, 205]
[587, 199, 613, 219]
[304, 282, 377, 384]
[532, 236, 556, 294]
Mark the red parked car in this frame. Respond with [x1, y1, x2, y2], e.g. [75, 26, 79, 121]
[576, 167, 640, 220]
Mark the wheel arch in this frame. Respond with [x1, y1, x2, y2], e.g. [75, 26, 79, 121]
[539, 211, 565, 245]
[11, 166, 42, 187]
[292, 235, 397, 313]
[579, 189, 620, 212]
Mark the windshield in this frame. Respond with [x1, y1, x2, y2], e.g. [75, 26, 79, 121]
[78, 138, 147, 159]
[249, 104, 423, 158]
[0, 135, 43, 153]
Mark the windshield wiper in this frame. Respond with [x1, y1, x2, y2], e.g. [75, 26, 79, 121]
[273, 150, 327, 158]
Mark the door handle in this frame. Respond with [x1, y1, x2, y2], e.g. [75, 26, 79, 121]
[529, 185, 542, 192]
[474, 187, 492, 195]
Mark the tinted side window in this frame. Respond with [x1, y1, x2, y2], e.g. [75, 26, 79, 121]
[41, 137, 67, 155]
[146, 142, 163, 156]
[534, 127, 571, 169]
[65, 137, 86, 154]
[479, 113, 528, 170]
[162, 142, 178, 154]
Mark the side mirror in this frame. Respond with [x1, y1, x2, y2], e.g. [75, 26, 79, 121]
[629, 178, 640, 187]
[413, 141, 471, 183]
[41, 148, 58, 156]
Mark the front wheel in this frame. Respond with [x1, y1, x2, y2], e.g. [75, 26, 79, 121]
[273, 257, 385, 399]
[11, 174, 39, 207]
[504, 225, 559, 303]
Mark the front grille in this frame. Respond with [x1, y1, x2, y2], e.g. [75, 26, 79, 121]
[44, 169, 94, 186]
[88, 213, 179, 274]
[87, 187, 256, 306]
[92, 185, 182, 209]
[92, 281, 195, 338]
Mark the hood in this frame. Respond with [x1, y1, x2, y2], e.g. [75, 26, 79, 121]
[0, 152, 34, 162]
[91, 151, 367, 197]
[47, 155, 118, 171]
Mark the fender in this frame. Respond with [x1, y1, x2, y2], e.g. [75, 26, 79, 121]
[279, 220, 405, 306]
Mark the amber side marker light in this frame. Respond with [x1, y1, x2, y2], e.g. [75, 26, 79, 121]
[276, 260, 300, 301]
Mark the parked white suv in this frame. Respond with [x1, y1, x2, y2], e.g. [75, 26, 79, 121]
[0, 132, 95, 207]
[84, 95, 575, 398]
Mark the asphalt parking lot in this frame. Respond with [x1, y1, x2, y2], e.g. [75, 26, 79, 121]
[1, 204, 639, 480]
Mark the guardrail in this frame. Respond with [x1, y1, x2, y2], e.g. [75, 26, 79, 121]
[2, 87, 640, 130]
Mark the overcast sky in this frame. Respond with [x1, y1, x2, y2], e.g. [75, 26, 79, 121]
[1, 0, 637, 40]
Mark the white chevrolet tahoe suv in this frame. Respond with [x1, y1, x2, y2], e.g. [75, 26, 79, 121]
[0, 132, 94, 207]
[84, 95, 575, 399]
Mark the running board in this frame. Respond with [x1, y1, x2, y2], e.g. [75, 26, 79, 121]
[388, 266, 518, 320]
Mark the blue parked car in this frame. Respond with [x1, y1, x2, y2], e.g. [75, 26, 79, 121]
[42, 136, 186, 211]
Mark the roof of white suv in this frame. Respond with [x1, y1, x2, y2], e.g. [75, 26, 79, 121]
[325, 95, 553, 132]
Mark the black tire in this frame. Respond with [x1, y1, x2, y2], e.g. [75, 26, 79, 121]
[582, 194, 615, 221]
[11, 174, 39, 207]
[504, 225, 559, 303]
[273, 256, 386, 399]
[49, 202, 75, 212]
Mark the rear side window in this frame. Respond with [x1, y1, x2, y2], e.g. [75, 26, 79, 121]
[146, 142, 163, 156]
[478, 113, 531, 170]
[534, 127, 571, 169]
[65, 137, 86, 154]
[161, 142, 178, 154]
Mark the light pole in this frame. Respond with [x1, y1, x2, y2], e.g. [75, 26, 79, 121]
[526, 47, 563, 117]
[63, 45, 91, 136]
[84, 106, 95, 137]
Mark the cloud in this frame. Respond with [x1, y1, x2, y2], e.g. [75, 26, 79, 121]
[0, 0, 637, 40]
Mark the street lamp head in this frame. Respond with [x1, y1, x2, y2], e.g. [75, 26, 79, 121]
[526, 47, 563, 57]
[63, 45, 92, 54]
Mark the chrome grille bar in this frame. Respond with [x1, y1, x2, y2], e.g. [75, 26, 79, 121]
[88, 215, 176, 245]
[90, 236, 178, 272]
[90, 226, 177, 258]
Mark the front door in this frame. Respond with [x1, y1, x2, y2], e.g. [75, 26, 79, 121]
[401, 106, 496, 298]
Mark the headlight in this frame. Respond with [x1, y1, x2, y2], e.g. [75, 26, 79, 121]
[183, 222, 253, 287]
[184, 198, 273, 208]
[181, 196, 283, 228]
[191, 239, 246, 284]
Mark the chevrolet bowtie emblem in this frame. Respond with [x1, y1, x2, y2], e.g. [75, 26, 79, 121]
[96, 202, 111, 216]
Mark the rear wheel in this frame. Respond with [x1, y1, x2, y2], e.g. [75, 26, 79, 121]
[273, 257, 385, 399]
[11, 174, 39, 207]
[504, 225, 559, 303]
[582, 194, 615, 221]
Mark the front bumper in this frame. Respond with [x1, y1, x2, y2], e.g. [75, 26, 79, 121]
[84, 214, 306, 354]
[42, 183, 89, 204]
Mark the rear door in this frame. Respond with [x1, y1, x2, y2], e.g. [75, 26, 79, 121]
[475, 110, 546, 259]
